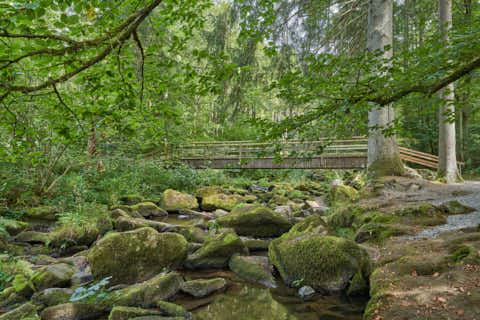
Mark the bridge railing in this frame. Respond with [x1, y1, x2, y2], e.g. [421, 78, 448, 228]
[175, 138, 368, 160]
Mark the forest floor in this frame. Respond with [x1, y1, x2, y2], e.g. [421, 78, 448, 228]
[361, 177, 480, 320]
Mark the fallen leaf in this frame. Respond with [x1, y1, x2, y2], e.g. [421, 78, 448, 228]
[437, 297, 447, 303]
[433, 272, 440, 277]
[411, 270, 418, 277]
[456, 310, 464, 315]
[401, 301, 410, 307]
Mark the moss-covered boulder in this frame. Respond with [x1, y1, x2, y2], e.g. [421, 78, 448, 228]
[269, 235, 371, 294]
[24, 206, 58, 221]
[242, 238, 270, 251]
[31, 288, 74, 307]
[184, 231, 248, 269]
[328, 185, 358, 204]
[115, 272, 183, 308]
[14, 231, 49, 244]
[87, 228, 188, 285]
[180, 278, 227, 297]
[40, 303, 107, 320]
[110, 207, 144, 219]
[394, 203, 446, 226]
[108, 306, 163, 320]
[217, 205, 292, 237]
[160, 189, 198, 212]
[119, 194, 144, 205]
[195, 186, 224, 200]
[130, 202, 167, 217]
[0, 302, 38, 320]
[12, 273, 34, 298]
[201, 194, 244, 211]
[229, 254, 275, 287]
[30, 263, 77, 292]
[113, 216, 174, 233]
[0, 218, 28, 236]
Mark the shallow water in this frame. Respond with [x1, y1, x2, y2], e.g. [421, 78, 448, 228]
[409, 181, 480, 240]
[176, 269, 367, 320]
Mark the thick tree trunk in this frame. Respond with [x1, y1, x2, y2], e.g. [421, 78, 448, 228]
[367, 0, 404, 177]
[437, 0, 458, 183]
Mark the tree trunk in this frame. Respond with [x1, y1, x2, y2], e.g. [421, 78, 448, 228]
[437, 0, 458, 183]
[367, 0, 404, 177]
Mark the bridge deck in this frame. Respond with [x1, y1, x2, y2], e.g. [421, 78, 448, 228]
[152, 138, 463, 170]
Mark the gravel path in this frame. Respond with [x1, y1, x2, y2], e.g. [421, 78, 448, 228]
[411, 181, 480, 239]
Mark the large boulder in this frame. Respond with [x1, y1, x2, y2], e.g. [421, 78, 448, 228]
[201, 194, 244, 211]
[217, 205, 292, 237]
[0, 217, 28, 236]
[87, 228, 188, 285]
[30, 263, 77, 292]
[269, 235, 371, 294]
[31, 288, 74, 307]
[195, 186, 224, 200]
[115, 272, 183, 308]
[184, 231, 248, 269]
[160, 189, 198, 212]
[49, 217, 113, 249]
[14, 231, 49, 244]
[108, 306, 163, 320]
[129, 202, 168, 217]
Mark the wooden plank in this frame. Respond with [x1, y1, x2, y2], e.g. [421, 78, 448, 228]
[400, 154, 438, 169]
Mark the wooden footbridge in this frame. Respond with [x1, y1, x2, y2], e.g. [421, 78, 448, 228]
[149, 137, 460, 170]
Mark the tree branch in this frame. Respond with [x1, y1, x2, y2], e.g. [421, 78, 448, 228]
[52, 84, 86, 136]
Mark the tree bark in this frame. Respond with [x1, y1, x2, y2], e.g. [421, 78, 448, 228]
[437, 0, 458, 183]
[367, 0, 404, 177]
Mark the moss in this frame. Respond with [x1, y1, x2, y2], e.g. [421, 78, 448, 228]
[269, 194, 289, 205]
[108, 306, 162, 320]
[129, 202, 167, 217]
[354, 223, 411, 244]
[357, 211, 396, 226]
[29, 263, 76, 292]
[24, 206, 58, 220]
[283, 214, 329, 239]
[0, 218, 28, 236]
[328, 185, 358, 204]
[286, 190, 307, 200]
[395, 203, 447, 226]
[195, 186, 224, 199]
[387, 254, 450, 276]
[217, 205, 291, 237]
[180, 278, 227, 298]
[185, 231, 248, 269]
[269, 235, 371, 293]
[12, 274, 34, 297]
[118, 194, 144, 205]
[201, 193, 244, 211]
[49, 216, 113, 249]
[160, 189, 198, 211]
[346, 270, 368, 296]
[439, 200, 476, 215]
[87, 228, 188, 285]
[0, 302, 39, 320]
[229, 254, 274, 286]
[115, 272, 183, 308]
[448, 245, 480, 265]
[154, 301, 190, 317]
[367, 154, 405, 178]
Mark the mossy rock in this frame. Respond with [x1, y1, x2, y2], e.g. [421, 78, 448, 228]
[354, 223, 412, 244]
[0, 302, 39, 320]
[438, 200, 476, 215]
[154, 301, 191, 317]
[14, 231, 49, 244]
[30, 263, 77, 292]
[24, 206, 58, 221]
[328, 185, 358, 204]
[387, 254, 450, 276]
[184, 231, 248, 269]
[160, 189, 198, 212]
[0, 287, 26, 308]
[40, 303, 107, 320]
[180, 278, 227, 298]
[229, 254, 275, 287]
[87, 228, 188, 285]
[119, 194, 144, 205]
[171, 226, 207, 243]
[108, 306, 163, 320]
[110, 206, 144, 219]
[367, 154, 405, 178]
[0, 218, 28, 236]
[448, 245, 480, 265]
[269, 195, 289, 205]
[282, 214, 329, 240]
[115, 272, 183, 308]
[394, 203, 447, 226]
[217, 205, 292, 238]
[357, 211, 396, 226]
[195, 186, 224, 200]
[286, 190, 308, 200]
[31, 288, 74, 307]
[12, 273, 34, 298]
[49, 217, 113, 249]
[269, 235, 371, 294]
[201, 194, 244, 211]
[130, 202, 167, 217]
[242, 238, 270, 251]
[346, 270, 369, 296]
